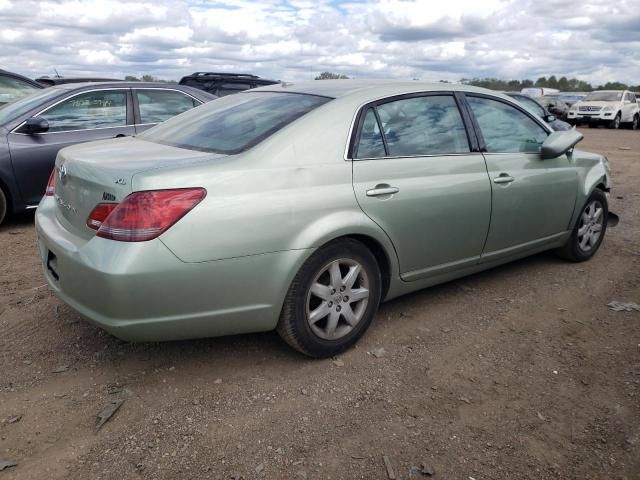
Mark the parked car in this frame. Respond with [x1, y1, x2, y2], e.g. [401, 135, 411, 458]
[0, 82, 215, 224]
[504, 92, 572, 130]
[179, 72, 279, 97]
[36, 76, 123, 86]
[558, 92, 588, 107]
[521, 87, 559, 98]
[537, 96, 570, 119]
[36, 81, 612, 357]
[0, 69, 43, 106]
[567, 90, 639, 129]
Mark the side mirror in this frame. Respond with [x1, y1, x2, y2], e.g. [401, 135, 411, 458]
[544, 114, 556, 123]
[541, 129, 584, 159]
[24, 117, 49, 134]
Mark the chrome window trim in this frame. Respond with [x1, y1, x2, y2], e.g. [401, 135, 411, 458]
[10, 87, 130, 135]
[354, 152, 484, 161]
[9, 87, 202, 136]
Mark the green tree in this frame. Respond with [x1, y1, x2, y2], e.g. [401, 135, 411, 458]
[315, 71, 349, 80]
[534, 76, 548, 87]
[124, 75, 139, 81]
[141, 74, 157, 82]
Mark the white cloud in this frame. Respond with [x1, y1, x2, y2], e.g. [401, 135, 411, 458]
[0, 0, 637, 86]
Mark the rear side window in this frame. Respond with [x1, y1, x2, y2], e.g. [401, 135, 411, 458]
[355, 94, 470, 158]
[355, 109, 386, 158]
[141, 92, 330, 154]
[467, 96, 548, 154]
[136, 89, 197, 124]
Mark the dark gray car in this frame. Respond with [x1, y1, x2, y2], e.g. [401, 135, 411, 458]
[0, 82, 215, 224]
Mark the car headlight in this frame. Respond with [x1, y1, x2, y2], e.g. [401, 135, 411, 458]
[602, 105, 614, 112]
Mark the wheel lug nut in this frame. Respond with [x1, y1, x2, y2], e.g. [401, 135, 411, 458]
[343, 296, 349, 302]
[328, 301, 333, 307]
[340, 286, 345, 292]
[336, 306, 341, 312]
[331, 289, 336, 294]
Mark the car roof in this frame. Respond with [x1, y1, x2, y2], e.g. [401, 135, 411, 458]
[50, 81, 191, 90]
[250, 79, 499, 100]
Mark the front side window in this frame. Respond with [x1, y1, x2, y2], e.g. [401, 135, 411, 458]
[355, 95, 469, 158]
[136, 89, 197, 124]
[38, 90, 127, 133]
[141, 92, 330, 154]
[467, 96, 548, 154]
[513, 95, 546, 117]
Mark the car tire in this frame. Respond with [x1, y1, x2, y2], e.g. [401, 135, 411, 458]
[630, 114, 639, 130]
[0, 187, 7, 226]
[609, 112, 621, 129]
[554, 189, 608, 262]
[277, 238, 382, 357]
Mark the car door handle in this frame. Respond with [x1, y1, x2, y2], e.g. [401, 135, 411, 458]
[493, 174, 514, 184]
[366, 185, 399, 197]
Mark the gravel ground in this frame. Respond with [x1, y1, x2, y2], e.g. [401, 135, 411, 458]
[1, 127, 639, 480]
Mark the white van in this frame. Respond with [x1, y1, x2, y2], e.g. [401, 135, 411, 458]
[521, 87, 560, 98]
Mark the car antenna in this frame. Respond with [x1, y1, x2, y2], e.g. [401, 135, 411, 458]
[54, 68, 61, 78]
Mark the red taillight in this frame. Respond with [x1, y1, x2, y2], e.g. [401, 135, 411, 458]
[86, 203, 118, 230]
[95, 188, 206, 242]
[45, 169, 56, 196]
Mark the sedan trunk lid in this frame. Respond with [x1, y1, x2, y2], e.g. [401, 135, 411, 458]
[52, 137, 215, 239]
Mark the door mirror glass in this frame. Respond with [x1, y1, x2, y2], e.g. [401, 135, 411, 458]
[541, 129, 583, 159]
[24, 116, 49, 134]
[544, 114, 556, 123]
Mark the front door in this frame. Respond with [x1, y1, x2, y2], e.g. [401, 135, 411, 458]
[464, 94, 578, 257]
[8, 89, 134, 206]
[351, 93, 492, 281]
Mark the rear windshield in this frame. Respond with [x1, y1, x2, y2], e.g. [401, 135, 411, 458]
[583, 91, 623, 102]
[140, 92, 331, 154]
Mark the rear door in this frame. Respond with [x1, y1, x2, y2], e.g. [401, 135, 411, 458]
[351, 93, 492, 281]
[463, 94, 578, 258]
[133, 88, 202, 134]
[7, 88, 134, 206]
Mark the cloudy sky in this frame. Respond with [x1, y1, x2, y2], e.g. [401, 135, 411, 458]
[1, 0, 639, 85]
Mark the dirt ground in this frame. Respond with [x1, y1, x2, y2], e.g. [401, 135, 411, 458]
[1, 128, 639, 480]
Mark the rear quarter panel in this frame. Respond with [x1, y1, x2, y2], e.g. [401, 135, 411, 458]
[132, 97, 399, 274]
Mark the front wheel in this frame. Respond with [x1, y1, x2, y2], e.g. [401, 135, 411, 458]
[630, 114, 639, 130]
[0, 188, 7, 226]
[277, 239, 382, 357]
[555, 189, 608, 262]
[609, 112, 621, 129]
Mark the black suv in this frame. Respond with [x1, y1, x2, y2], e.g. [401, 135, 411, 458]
[179, 72, 279, 97]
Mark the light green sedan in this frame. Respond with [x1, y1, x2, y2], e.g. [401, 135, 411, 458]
[36, 81, 612, 357]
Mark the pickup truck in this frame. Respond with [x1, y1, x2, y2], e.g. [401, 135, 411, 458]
[567, 90, 639, 129]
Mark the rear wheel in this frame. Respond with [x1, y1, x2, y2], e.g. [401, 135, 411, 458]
[277, 239, 382, 357]
[0, 188, 7, 226]
[555, 189, 607, 262]
[630, 114, 639, 130]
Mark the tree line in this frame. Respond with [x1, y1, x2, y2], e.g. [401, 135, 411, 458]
[314, 72, 639, 92]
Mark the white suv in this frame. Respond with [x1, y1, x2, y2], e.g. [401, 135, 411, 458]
[568, 90, 639, 129]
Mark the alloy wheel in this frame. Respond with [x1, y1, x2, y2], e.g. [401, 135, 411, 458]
[306, 258, 370, 340]
[577, 200, 604, 252]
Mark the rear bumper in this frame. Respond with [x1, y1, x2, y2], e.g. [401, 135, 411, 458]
[35, 198, 309, 341]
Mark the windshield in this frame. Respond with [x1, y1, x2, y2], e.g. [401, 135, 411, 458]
[0, 87, 63, 125]
[583, 91, 623, 102]
[141, 92, 331, 154]
[0, 76, 40, 106]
